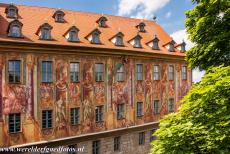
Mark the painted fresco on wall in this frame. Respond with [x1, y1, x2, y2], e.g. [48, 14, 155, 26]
[3, 85, 27, 115]
[94, 82, 105, 104]
[69, 83, 81, 105]
[55, 60, 68, 137]
[160, 63, 168, 115]
[82, 62, 94, 132]
[0, 60, 2, 119]
[145, 63, 153, 112]
[40, 83, 54, 108]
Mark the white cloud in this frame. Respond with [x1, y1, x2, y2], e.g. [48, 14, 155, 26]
[118, 0, 171, 19]
[171, 29, 204, 83]
[165, 12, 171, 18]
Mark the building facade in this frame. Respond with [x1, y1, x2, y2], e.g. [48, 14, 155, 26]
[0, 3, 192, 154]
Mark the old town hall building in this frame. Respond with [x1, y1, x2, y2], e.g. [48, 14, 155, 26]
[0, 3, 192, 154]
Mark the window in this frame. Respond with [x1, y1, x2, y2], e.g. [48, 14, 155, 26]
[168, 43, 174, 52]
[68, 145, 77, 154]
[41, 28, 51, 40]
[150, 129, 157, 142]
[134, 36, 142, 48]
[69, 31, 77, 42]
[137, 102, 143, 117]
[42, 61, 52, 82]
[8, 60, 21, 83]
[42, 110, 52, 129]
[115, 35, 124, 46]
[153, 100, 160, 114]
[153, 65, 160, 80]
[116, 64, 125, 81]
[95, 63, 104, 82]
[6, 4, 18, 18]
[8, 20, 23, 38]
[95, 106, 103, 122]
[168, 65, 174, 80]
[70, 63, 80, 82]
[152, 36, 159, 50]
[8, 8, 16, 17]
[137, 23, 146, 32]
[11, 25, 20, 37]
[136, 64, 143, 81]
[139, 132, 145, 145]
[8, 113, 21, 133]
[114, 136, 121, 151]
[70, 108, 80, 125]
[98, 16, 107, 27]
[91, 31, 101, 44]
[117, 104, 125, 119]
[92, 140, 100, 154]
[181, 41, 186, 52]
[53, 10, 65, 22]
[168, 98, 174, 112]
[182, 66, 187, 80]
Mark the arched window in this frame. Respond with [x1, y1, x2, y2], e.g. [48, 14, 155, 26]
[8, 20, 23, 38]
[92, 32, 100, 44]
[133, 35, 142, 48]
[152, 35, 160, 50]
[168, 43, 175, 52]
[41, 28, 50, 40]
[115, 32, 124, 46]
[97, 16, 108, 28]
[5, 4, 18, 18]
[137, 22, 146, 32]
[37, 23, 53, 40]
[181, 41, 186, 52]
[53, 10, 65, 23]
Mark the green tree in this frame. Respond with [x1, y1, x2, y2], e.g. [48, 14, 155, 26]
[151, 66, 230, 154]
[185, 0, 230, 70]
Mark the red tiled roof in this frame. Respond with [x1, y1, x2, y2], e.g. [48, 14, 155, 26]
[0, 3, 185, 56]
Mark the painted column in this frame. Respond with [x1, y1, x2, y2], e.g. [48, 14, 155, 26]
[0, 55, 3, 121]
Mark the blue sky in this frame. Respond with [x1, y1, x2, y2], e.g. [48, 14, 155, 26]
[0, 0, 204, 82]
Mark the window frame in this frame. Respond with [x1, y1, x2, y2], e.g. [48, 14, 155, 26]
[41, 27, 51, 40]
[168, 98, 174, 113]
[168, 65, 174, 81]
[116, 64, 125, 82]
[133, 37, 142, 48]
[139, 132, 145, 145]
[42, 110, 53, 129]
[70, 62, 80, 83]
[150, 129, 157, 142]
[95, 63, 104, 82]
[153, 65, 160, 81]
[182, 66, 187, 80]
[117, 104, 125, 120]
[95, 105, 104, 122]
[8, 113, 21, 133]
[114, 136, 121, 152]
[136, 64, 143, 81]
[92, 140, 100, 154]
[42, 61, 53, 83]
[136, 102, 143, 117]
[8, 60, 22, 84]
[91, 32, 101, 44]
[70, 107, 80, 126]
[153, 100, 160, 114]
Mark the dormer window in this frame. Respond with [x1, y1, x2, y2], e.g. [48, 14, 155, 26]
[5, 4, 18, 18]
[8, 20, 23, 38]
[89, 29, 101, 44]
[53, 10, 65, 23]
[36, 23, 53, 40]
[152, 35, 160, 50]
[168, 43, 175, 52]
[136, 22, 146, 32]
[97, 16, 108, 28]
[181, 41, 186, 52]
[133, 35, 142, 48]
[64, 26, 79, 42]
[113, 32, 124, 46]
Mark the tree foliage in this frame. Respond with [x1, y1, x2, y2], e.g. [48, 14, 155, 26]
[185, 0, 230, 70]
[151, 66, 230, 154]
